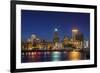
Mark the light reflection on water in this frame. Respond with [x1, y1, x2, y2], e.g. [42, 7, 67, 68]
[21, 51, 90, 63]
[68, 51, 81, 60]
[52, 52, 61, 61]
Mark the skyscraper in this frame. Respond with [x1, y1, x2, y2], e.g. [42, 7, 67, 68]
[53, 28, 59, 43]
[72, 27, 84, 49]
[72, 27, 79, 41]
[63, 35, 69, 48]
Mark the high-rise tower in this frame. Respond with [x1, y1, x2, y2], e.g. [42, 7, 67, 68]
[72, 26, 84, 49]
[72, 27, 79, 41]
[53, 28, 59, 43]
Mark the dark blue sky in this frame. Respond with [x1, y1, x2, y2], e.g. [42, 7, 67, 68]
[21, 10, 90, 41]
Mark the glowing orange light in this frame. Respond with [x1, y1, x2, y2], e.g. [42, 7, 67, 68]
[69, 51, 81, 60]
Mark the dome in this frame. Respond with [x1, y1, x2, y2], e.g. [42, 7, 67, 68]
[31, 34, 36, 39]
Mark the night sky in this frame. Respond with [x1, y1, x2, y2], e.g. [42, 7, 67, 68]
[21, 10, 90, 41]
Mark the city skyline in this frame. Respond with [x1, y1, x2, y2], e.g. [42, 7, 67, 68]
[21, 10, 90, 41]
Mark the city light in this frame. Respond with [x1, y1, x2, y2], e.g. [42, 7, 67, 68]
[21, 10, 90, 63]
[21, 26, 90, 63]
[54, 28, 58, 32]
[69, 51, 81, 60]
[72, 29, 78, 32]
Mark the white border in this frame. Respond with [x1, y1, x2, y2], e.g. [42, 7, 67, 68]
[16, 4, 94, 69]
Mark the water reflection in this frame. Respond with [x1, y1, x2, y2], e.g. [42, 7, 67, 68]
[52, 52, 61, 61]
[21, 51, 90, 63]
[68, 51, 81, 60]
